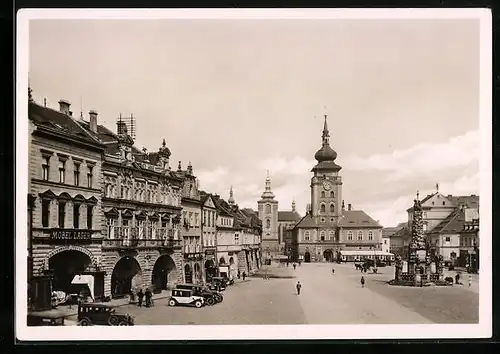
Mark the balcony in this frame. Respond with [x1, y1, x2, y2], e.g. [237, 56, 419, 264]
[49, 229, 93, 245]
[103, 226, 182, 249]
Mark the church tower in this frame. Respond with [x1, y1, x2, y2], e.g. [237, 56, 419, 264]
[257, 170, 279, 256]
[310, 114, 343, 225]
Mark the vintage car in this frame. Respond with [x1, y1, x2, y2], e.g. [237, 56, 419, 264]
[168, 289, 204, 308]
[208, 277, 228, 291]
[27, 309, 68, 326]
[175, 284, 223, 305]
[77, 303, 134, 326]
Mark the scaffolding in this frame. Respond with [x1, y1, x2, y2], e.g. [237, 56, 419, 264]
[116, 113, 136, 141]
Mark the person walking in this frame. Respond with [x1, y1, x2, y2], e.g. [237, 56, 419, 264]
[237, 269, 241, 279]
[361, 276, 365, 288]
[468, 274, 472, 288]
[144, 288, 152, 308]
[296, 281, 302, 295]
[242, 271, 246, 281]
[137, 289, 144, 307]
[293, 263, 296, 270]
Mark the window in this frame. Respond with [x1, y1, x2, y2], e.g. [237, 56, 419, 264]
[235, 233, 239, 242]
[203, 211, 206, 225]
[87, 165, 94, 188]
[320, 218, 325, 223]
[384, 239, 387, 244]
[87, 205, 93, 229]
[58, 161, 66, 183]
[445, 236, 451, 242]
[357, 230, 363, 240]
[329, 231, 334, 241]
[321, 191, 325, 198]
[423, 223, 427, 232]
[42, 157, 50, 181]
[347, 231, 353, 240]
[107, 219, 115, 239]
[58, 201, 66, 228]
[320, 204, 326, 213]
[320, 231, 326, 241]
[442, 201, 446, 206]
[73, 203, 80, 228]
[368, 231, 373, 240]
[41, 199, 50, 227]
[432, 201, 435, 205]
[423, 212, 427, 218]
[330, 191, 334, 198]
[330, 204, 335, 213]
[74, 163, 80, 186]
[304, 231, 310, 241]
[265, 204, 271, 214]
[195, 213, 198, 226]
[266, 219, 271, 229]
[138, 220, 145, 239]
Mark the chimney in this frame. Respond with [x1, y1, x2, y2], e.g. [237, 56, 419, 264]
[89, 110, 98, 133]
[58, 100, 71, 115]
[348, 203, 352, 211]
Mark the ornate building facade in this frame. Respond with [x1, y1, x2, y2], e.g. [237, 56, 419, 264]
[88, 119, 184, 298]
[200, 191, 219, 282]
[28, 97, 107, 304]
[257, 172, 279, 260]
[292, 115, 383, 263]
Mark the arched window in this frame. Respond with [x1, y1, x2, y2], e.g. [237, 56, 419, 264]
[347, 231, 353, 240]
[320, 204, 326, 213]
[357, 230, 363, 240]
[304, 231, 310, 241]
[368, 231, 373, 240]
[329, 231, 335, 240]
[320, 231, 326, 241]
[321, 191, 325, 198]
[330, 191, 334, 198]
[330, 204, 335, 212]
[266, 219, 271, 229]
[265, 204, 271, 214]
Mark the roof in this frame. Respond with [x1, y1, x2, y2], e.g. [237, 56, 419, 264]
[29, 102, 103, 148]
[382, 222, 407, 237]
[294, 214, 318, 228]
[407, 193, 479, 212]
[339, 210, 382, 228]
[429, 209, 466, 234]
[278, 211, 302, 222]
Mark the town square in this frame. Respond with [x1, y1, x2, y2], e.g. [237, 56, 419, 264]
[18, 9, 488, 338]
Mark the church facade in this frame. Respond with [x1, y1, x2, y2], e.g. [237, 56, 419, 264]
[292, 115, 383, 263]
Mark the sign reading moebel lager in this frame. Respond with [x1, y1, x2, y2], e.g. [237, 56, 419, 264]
[50, 229, 92, 244]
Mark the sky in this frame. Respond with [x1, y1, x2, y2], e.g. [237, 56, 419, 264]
[28, 17, 480, 227]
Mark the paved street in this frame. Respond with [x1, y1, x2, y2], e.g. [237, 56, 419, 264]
[68, 262, 478, 325]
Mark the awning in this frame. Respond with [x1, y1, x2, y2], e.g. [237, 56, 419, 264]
[71, 275, 95, 301]
[339, 250, 394, 257]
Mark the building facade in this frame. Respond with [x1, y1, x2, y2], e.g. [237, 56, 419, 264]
[277, 201, 302, 259]
[28, 98, 107, 302]
[178, 162, 203, 284]
[292, 115, 383, 262]
[200, 191, 219, 282]
[93, 119, 184, 298]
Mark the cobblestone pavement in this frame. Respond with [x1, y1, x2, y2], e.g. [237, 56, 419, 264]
[67, 263, 478, 325]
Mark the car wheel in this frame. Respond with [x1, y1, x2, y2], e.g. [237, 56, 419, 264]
[206, 297, 215, 306]
[217, 294, 224, 302]
[108, 316, 119, 326]
[78, 318, 91, 326]
[168, 299, 176, 307]
[194, 300, 202, 308]
[118, 321, 129, 326]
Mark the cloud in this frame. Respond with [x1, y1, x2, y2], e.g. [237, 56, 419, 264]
[344, 130, 479, 181]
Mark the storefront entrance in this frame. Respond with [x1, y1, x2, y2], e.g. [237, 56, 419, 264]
[204, 259, 216, 283]
[151, 255, 176, 293]
[48, 250, 92, 295]
[323, 249, 334, 262]
[304, 252, 311, 263]
[111, 256, 142, 299]
[184, 264, 193, 284]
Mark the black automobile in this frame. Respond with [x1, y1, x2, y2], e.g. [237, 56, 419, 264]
[77, 303, 134, 326]
[208, 277, 228, 292]
[175, 284, 223, 305]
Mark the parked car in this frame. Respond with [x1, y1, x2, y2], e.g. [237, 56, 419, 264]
[168, 289, 204, 308]
[27, 310, 67, 326]
[175, 284, 222, 305]
[209, 277, 228, 291]
[77, 303, 134, 326]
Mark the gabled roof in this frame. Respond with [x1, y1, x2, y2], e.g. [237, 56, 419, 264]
[447, 195, 479, 208]
[294, 214, 318, 229]
[382, 222, 407, 237]
[429, 209, 466, 234]
[278, 211, 302, 222]
[29, 102, 103, 148]
[339, 210, 382, 228]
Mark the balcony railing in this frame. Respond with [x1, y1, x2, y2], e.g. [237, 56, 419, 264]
[103, 237, 182, 249]
[104, 226, 181, 249]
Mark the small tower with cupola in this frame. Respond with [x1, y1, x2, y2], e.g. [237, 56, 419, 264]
[257, 170, 280, 257]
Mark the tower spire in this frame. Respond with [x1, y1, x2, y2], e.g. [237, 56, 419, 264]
[228, 186, 235, 205]
[322, 114, 330, 145]
[261, 171, 275, 199]
[292, 198, 296, 212]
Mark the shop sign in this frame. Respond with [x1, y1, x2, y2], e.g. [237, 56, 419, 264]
[50, 229, 92, 244]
